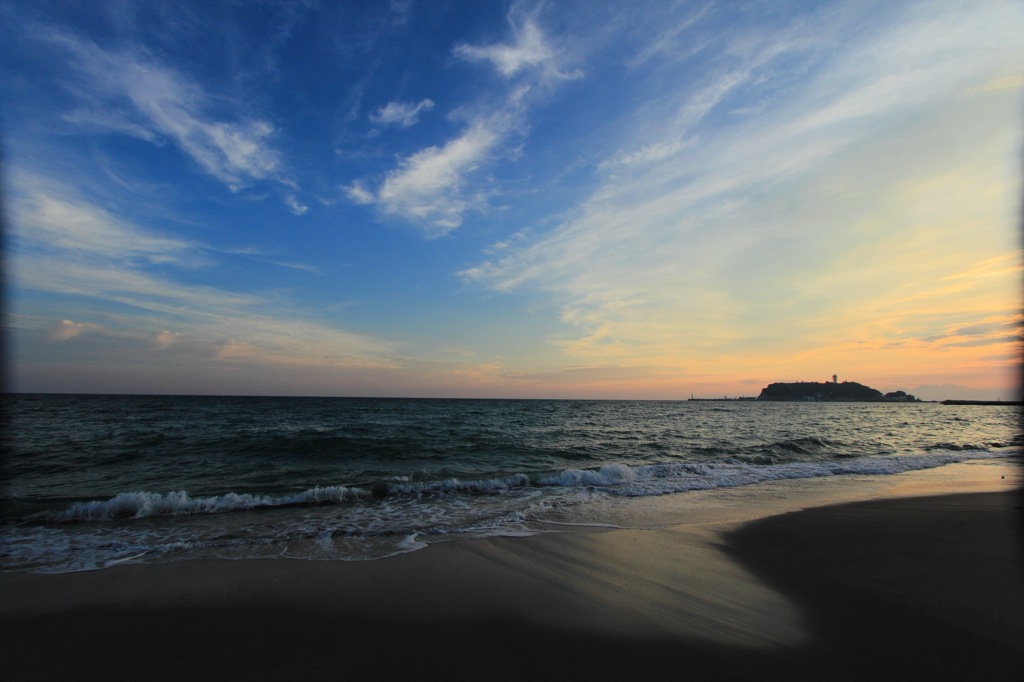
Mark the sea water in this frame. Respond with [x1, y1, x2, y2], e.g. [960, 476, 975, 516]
[1, 394, 1020, 572]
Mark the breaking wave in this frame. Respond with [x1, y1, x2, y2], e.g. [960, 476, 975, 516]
[32, 447, 1016, 524]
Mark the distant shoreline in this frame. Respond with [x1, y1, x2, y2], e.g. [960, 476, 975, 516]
[686, 397, 1021, 405]
[686, 397, 758, 401]
[5, 392, 1019, 404]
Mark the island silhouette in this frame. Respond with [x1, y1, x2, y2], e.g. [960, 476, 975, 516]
[690, 379, 1019, 403]
[757, 380, 919, 402]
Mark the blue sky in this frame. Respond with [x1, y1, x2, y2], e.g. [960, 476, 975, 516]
[2, 0, 1021, 399]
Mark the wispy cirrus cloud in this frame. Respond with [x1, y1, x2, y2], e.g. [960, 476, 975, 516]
[454, 16, 582, 82]
[455, 20, 551, 77]
[462, 0, 1023, 371]
[599, 136, 694, 170]
[627, 2, 714, 68]
[9, 175, 399, 370]
[284, 194, 309, 215]
[923, 314, 1023, 349]
[12, 176, 195, 265]
[15, 243, 399, 371]
[370, 98, 435, 127]
[47, 31, 283, 193]
[344, 10, 578, 235]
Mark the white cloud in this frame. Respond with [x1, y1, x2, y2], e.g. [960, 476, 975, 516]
[51, 319, 101, 342]
[153, 330, 182, 350]
[15, 242, 400, 369]
[285, 194, 309, 215]
[455, 19, 551, 77]
[454, 16, 581, 81]
[62, 107, 161, 142]
[344, 115, 506, 235]
[15, 252, 254, 317]
[270, 260, 322, 275]
[49, 31, 281, 191]
[374, 122, 500, 234]
[463, 0, 1024, 365]
[628, 3, 714, 68]
[601, 137, 694, 169]
[347, 12, 578, 235]
[9, 177, 399, 369]
[370, 99, 435, 127]
[215, 339, 258, 360]
[343, 181, 376, 205]
[12, 177, 192, 264]
[345, 119, 505, 236]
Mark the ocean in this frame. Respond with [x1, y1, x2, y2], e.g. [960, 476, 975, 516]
[2, 394, 1020, 573]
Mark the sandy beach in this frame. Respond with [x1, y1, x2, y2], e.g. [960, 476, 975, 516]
[3, 467, 1021, 681]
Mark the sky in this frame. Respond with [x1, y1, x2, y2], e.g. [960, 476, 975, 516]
[1, 0, 1021, 400]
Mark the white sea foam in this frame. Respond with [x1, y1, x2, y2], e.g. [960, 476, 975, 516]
[539, 463, 638, 487]
[539, 449, 1015, 497]
[30, 448, 1017, 525]
[396, 532, 427, 551]
[37, 485, 370, 522]
[384, 472, 531, 496]
[8, 448, 1017, 573]
[7, 395, 1019, 574]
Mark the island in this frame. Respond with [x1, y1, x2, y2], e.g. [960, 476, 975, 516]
[757, 379, 919, 402]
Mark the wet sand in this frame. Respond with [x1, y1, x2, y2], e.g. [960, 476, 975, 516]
[2, 488, 1022, 680]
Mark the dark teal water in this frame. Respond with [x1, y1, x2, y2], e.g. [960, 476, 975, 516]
[2, 395, 1020, 572]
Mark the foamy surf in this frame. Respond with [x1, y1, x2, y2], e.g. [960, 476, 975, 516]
[4, 395, 1020, 572]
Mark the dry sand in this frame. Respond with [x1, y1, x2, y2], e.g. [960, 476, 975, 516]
[2, 469, 1021, 681]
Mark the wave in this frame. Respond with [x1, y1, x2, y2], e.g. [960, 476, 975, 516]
[925, 438, 1023, 451]
[29, 447, 1017, 525]
[384, 473, 531, 496]
[538, 463, 638, 486]
[36, 486, 369, 523]
[595, 449, 1015, 497]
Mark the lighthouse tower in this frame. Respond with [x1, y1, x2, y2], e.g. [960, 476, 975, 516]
[832, 374, 838, 384]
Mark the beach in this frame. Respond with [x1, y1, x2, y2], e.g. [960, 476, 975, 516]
[3, 462, 1021, 681]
